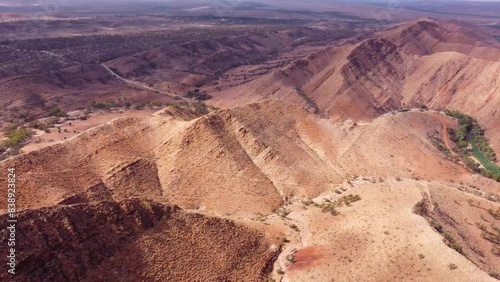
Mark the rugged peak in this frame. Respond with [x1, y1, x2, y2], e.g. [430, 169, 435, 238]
[348, 38, 400, 63]
[382, 19, 445, 56]
[408, 18, 439, 30]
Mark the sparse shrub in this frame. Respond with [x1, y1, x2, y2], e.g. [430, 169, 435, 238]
[443, 232, 463, 254]
[49, 107, 68, 117]
[186, 89, 213, 101]
[135, 102, 147, 110]
[286, 253, 295, 263]
[448, 263, 458, 270]
[1, 127, 34, 150]
[430, 220, 443, 233]
[431, 137, 450, 154]
[339, 194, 362, 206]
[192, 102, 209, 115]
[489, 208, 500, 220]
[92, 100, 117, 110]
[464, 157, 480, 173]
[321, 203, 339, 216]
[4, 123, 21, 133]
[276, 208, 291, 218]
[395, 176, 402, 181]
[154, 101, 166, 107]
[419, 254, 425, 259]
[301, 199, 314, 206]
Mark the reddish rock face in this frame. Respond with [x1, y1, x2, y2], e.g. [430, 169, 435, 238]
[0, 199, 279, 282]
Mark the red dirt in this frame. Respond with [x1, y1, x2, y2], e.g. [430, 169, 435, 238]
[428, 111, 459, 157]
[288, 246, 330, 272]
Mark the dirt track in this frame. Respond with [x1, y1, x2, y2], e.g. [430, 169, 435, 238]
[101, 63, 180, 98]
[427, 111, 458, 157]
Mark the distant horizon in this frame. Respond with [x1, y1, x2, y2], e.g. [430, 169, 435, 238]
[1, 0, 500, 4]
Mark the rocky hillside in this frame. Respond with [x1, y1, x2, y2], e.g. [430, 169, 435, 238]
[0, 199, 278, 282]
[212, 19, 500, 154]
[0, 100, 498, 280]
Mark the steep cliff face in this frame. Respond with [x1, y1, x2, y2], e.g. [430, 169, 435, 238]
[340, 38, 407, 108]
[213, 19, 500, 152]
[0, 199, 278, 282]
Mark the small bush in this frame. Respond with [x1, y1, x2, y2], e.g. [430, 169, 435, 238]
[443, 232, 463, 254]
[49, 107, 68, 117]
[321, 204, 339, 216]
[135, 102, 147, 110]
[1, 127, 34, 150]
[186, 89, 213, 101]
[192, 102, 209, 115]
[4, 123, 21, 133]
[301, 199, 314, 206]
[92, 100, 117, 110]
[286, 253, 295, 263]
[276, 207, 290, 218]
[430, 220, 443, 233]
[489, 208, 500, 220]
[339, 194, 362, 206]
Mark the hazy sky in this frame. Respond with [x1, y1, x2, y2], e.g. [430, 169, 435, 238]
[2, 0, 499, 3]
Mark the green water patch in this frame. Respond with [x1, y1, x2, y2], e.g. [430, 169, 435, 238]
[471, 139, 500, 176]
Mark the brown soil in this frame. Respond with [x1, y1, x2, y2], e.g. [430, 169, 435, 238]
[23, 109, 157, 153]
[287, 246, 330, 272]
[1, 100, 498, 281]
